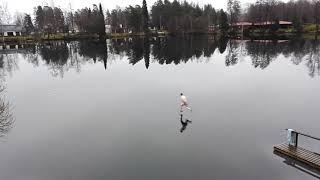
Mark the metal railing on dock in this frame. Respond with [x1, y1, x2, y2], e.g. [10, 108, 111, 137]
[285, 129, 320, 148]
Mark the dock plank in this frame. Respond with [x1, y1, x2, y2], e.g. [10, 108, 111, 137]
[274, 143, 320, 170]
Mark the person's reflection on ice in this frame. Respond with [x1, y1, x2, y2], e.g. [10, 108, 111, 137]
[180, 114, 192, 133]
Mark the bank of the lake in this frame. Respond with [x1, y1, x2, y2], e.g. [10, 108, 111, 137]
[233, 24, 319, 39]
[0, 31, 171, 44]
[0, 30, 318, 44]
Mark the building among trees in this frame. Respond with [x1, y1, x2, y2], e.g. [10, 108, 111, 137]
[231, 21, 293, 30]
[0, 25, 25, 36]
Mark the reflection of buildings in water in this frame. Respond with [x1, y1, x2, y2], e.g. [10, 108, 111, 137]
[0, 44, 27, 54]
[273, 151, 320, 179]
[0, 43, 37, 75]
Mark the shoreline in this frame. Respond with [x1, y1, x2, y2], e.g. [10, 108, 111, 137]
[0, 32, 171, 44]
[0, 31, 318, 45]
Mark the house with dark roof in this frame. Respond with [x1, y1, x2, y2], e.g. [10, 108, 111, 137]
[0, 25, 25, 37]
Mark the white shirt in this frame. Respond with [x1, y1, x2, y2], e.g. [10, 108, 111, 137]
[181, 95, 188, 104]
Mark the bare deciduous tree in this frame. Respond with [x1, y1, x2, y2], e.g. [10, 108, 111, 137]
[0, 1, 11, 24]
[13, 11, 24, 26]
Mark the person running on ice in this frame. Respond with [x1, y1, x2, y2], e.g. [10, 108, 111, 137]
[180, 93, 192, 112]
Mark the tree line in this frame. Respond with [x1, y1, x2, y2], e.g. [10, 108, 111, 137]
[1, 0, 320, 36]
[73, 4, 106, 37]
[0, 2, 106, 37]
[150, 0, 217, 33]
[34, 4, 106, 37]
[106, 0, 149, 34]
[107, 0, 230, 34]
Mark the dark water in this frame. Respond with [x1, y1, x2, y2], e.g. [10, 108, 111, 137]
[0, 36, 319, 180]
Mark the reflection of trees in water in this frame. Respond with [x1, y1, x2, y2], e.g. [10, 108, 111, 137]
[35, 38, 320, 78]
[108, 39, 130, 57]
[204, 36, 218, 58]
[32, 41, 108, 77]
[218, 36, 228, 54]
[0, 54, 19, 79]
[78, 40, 108, 69]
[109, 38, 146, 67]
[306, 40, 320, 77]
[109, 36, 219, 67]
[245, 40, 280, 69]
[68, 42, 82, 73]
[144, 38, 150, 69]
[40, 42, 69, 66]
[127, 38, 144, 65]
[287, 39, 309, 65]
[21, 44, 40, 67]
[108, 36, 226, 67]
[243, 39, 320, 77]
[225, 40, 240, 66]
[0, 86, 13, 138]
[152, 36, 218, 65]
[0, 37, 319, 78]
[39, 42, 69, 77]
[283, 39, 320, 77]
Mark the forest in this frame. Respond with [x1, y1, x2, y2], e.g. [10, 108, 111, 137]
[0, 0, 319, 37]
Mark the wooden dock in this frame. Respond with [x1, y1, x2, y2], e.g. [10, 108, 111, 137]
[274, 143, 320, 171]
[274, 150, 320, 178]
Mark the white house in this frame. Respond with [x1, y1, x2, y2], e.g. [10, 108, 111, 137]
[0, 25, 24, 37]
[105, 25, 111, 34]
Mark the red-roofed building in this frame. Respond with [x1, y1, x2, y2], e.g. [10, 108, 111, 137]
[231, 21, 293, 30]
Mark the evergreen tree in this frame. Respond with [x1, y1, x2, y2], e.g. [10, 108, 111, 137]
[151, 0, 164, 29]
[99, 3, 106, 37]
[293, 15, 302, 33]
[74, 4, 106, 35]
[53, 7, 65, 32]
[142, 0, 149, 33]
[125, 5, 143, 33]
[204, 5, 217, 26]
[150, 1, 218, 33]
[43, 6, 55, 34]
[219, 9, 229, 34]
[35, 6, 44, 31]
[23, 14, 34, 35]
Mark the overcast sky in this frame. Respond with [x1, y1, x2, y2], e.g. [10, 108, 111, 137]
[2, 0, 262, 15]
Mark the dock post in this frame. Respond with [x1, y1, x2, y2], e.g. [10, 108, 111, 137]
[294, 132, 298, 147]
[287, 129, 298, 147]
